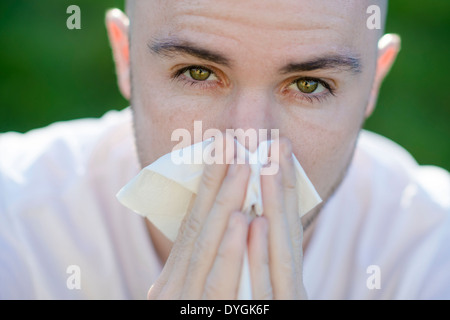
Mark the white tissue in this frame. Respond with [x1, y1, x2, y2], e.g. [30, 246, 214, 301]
[117, 138, 322, 299]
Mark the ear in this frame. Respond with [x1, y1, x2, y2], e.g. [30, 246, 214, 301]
[106, 9, 131, 100]
[365, 34, 401, 118]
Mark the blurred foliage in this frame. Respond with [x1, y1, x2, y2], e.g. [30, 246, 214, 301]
[0, 0, 126, 132]
[0, 0, 449, 170]
[364, 0, 450, 171]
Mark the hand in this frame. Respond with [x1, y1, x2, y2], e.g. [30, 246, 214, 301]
[147, 134, 251, 299]
[248, 138, 307, 299]
[147, 136, 307, 299]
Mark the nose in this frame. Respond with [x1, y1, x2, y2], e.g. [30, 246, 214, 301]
[223, 87, 278, 151]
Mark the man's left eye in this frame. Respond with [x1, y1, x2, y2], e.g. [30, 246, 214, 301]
[184, 66, 217, 81]
[291, 78, 326, 94]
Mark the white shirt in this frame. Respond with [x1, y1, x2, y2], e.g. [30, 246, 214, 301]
[1, 108, 449, 299]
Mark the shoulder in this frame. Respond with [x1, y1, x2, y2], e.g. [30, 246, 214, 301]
[0, 108, 155, 299]
[355, 130, 449, 211]
[0, 108, 138, 213]
[353, 131, 450, 298]
[305, 130, 450, 299]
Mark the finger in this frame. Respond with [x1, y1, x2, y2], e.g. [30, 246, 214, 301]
[202, 211, 248, 299]
[152, 134, 235, 298]
[261, 159, 297, 299]
[248, 216, 273, 299]
[186, 133, 237, 229]
[178, 133, 236, 240]
[182, 162, 250, 298]
[278, 138, 304, 271]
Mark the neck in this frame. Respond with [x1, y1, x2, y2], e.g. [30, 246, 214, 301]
[301, 204, 323, 254]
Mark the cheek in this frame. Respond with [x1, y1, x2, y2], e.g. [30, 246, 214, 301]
[284, 101, 365, 199]
[293, 124, 359, 200]
[133, 82, 222, 166]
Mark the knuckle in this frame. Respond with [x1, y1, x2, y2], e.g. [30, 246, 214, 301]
[203, 277, 227, 299]
[182, 213, 204, 239]
[278, 250, 295, 272]
[216, 239, 235, 261]
[213, 192, 230, 211]
[283, 175, 296, 191]
[201, 165, 221, 190]
[193, 235, 214, 257]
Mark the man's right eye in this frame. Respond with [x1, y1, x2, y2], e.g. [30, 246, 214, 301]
[174, 65, 218, 82]
[186, 66, 212, 81]
[171, 65, 221, 90]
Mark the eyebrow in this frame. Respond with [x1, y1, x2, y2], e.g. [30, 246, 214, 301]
[149, 38, 361, 74]
[148, 39, 231, 67]
[280, 55, 362, 74]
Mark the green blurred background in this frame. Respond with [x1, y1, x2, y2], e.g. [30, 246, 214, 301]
[0, 0, 449, 170]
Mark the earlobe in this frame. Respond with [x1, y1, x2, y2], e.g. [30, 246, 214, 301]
[106, 9, 131, 100]
[365, 34, 401, 118]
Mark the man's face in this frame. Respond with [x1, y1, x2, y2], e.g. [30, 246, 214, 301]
[129, 0, 381, 202]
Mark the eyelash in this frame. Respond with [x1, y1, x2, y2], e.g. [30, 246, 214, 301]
[171, 65, 335, 104]
[171, 65, 221, 90]
[285, 78, 335, 104]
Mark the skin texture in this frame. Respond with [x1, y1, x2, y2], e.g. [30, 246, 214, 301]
[106, 0, 399, 299]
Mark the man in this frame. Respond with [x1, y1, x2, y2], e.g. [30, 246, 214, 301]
[0, 0, 449, 299]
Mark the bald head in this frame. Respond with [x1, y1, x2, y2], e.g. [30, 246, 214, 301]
[125, 0, 387, 42]
[125, 0, 134, 19]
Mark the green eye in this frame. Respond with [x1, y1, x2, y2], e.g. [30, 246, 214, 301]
[296, 78, 319, 93]
[189, 67, 211, 81]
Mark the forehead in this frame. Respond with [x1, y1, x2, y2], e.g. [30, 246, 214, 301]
[132, 0, 381, 63]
